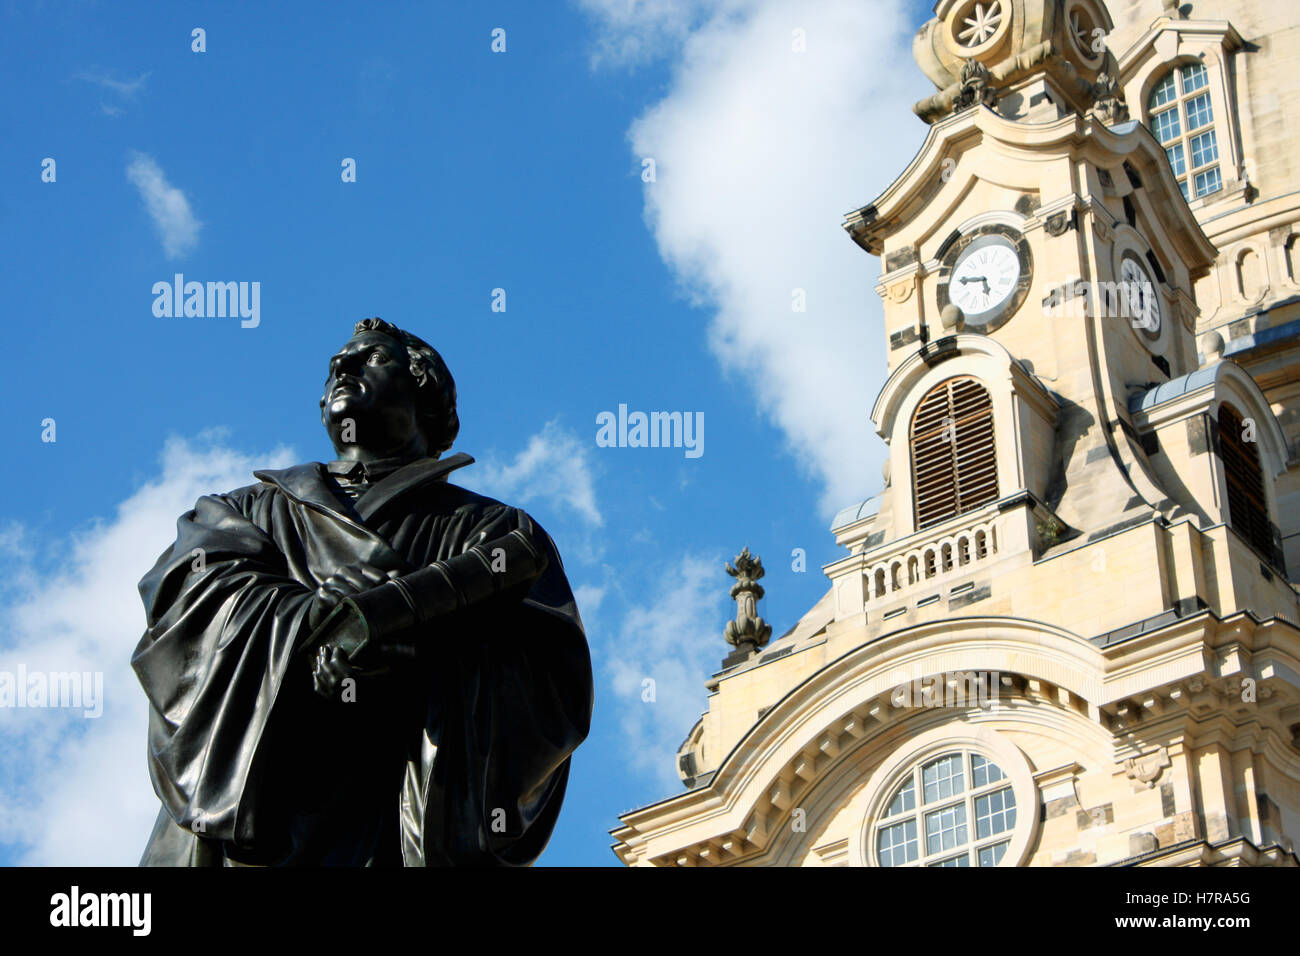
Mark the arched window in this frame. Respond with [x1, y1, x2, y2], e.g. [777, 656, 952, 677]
[1147, 61, 1222, 200]
[911, 377, 998, 530]
[1218, 403, 1273, 559]
[874, 751, 1017, 867]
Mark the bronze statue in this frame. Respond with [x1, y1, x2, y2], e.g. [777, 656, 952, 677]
[131, 318, 592, 866]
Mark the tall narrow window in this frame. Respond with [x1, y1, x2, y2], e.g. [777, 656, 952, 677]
[1218, 403, 1273, 560]
[911, 377, 998, 530]
[1147, 62, 1222, 200]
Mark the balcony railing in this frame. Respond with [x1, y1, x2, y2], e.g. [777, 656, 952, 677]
[862, 514, 1001, 603]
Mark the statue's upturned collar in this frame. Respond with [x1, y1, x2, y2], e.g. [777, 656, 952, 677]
[255, 452, 476, 525]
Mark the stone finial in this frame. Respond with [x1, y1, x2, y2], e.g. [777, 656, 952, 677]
[723, 547, 772, 659]
[952, 58, 999, 113]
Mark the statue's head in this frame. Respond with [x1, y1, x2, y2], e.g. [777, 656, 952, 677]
[320, 318, 459, 460]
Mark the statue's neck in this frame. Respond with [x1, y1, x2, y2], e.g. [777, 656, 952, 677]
[331, 433, 431, 466]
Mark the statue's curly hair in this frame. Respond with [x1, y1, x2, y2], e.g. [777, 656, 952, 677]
[348, 317, 460, 456]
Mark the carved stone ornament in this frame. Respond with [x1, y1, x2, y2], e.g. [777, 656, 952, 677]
[1088, 71, 1130, 124]
[723, 547, 772, 653]
[888, 282, 914, 304]
[1044, 208, 1077, 237]
[1124, 747, 1171, 789]
[952, 58, 999, 113]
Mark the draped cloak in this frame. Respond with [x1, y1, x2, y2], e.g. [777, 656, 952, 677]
[131, 452, 592, 866]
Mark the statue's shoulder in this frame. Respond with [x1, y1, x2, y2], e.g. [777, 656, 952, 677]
[438, 481, 555, 544]
[439, 481, 518, 519]
[222, 480, 274, 500]
[200, 478, 281, 520]
[207, 463, 319, 513]
[250, 461, 319, 488]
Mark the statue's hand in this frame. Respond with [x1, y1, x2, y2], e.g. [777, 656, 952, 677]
[312, 644, 365, 700]
[308, 562, 400, 630]
[310, 641, 415, 701]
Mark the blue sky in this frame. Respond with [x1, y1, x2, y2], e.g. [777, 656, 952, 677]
[0, 0, 937, 865]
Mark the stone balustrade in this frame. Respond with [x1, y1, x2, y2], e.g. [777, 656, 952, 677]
[862, 515, 1001, 603]
[825, 494, 1047, 621]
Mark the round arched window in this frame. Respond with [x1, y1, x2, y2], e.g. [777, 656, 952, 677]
[1147, 61, 1222, 200]
[874, 750, 1017, 866]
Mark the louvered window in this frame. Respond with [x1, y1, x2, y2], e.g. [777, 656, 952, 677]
[911, 377, 998, 531]
[1218, 403, 1273, 559]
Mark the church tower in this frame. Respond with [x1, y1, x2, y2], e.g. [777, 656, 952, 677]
[612, 0, 1300, 867]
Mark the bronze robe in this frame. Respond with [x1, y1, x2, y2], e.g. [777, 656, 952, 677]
[131, 453, 592, 866]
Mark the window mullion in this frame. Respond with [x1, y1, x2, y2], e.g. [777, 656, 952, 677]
[967, 792, 977, 864]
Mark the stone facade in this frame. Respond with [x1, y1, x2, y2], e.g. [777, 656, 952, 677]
[611, 0, 1300, 867]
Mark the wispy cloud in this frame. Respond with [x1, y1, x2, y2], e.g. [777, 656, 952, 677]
[0, 434, 296, 865]
[76, 70, 150, 117]
[76, 70, 151, 97]
[580, 0, 926, 513]
[473, 420, 604, 529]
[125, 153, 202, 259]
[606, 552, 725, 789]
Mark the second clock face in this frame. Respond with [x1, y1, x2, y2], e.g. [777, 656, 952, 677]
[949, 236, 1021, 320]
[1119, 254, 1162, 341]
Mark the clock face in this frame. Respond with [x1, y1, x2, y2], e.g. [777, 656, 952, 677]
[948, 236, 1022, 325]
[935, 223, 1032, 334]
[1120, 254, 1161, 340]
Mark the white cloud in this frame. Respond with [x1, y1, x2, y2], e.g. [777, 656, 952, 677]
[126, 153, 202, 259]
[0, 434, 295, 865]
[582, 0, 928, 513]
[605, 552, 726, 789]
[571, 583, 607, 639]
[575, 0, 714, 66]
[472, 420, 604, 528]
[573, 584, 606, 616]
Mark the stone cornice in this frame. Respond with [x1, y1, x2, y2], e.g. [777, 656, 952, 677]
[843, 108, 1216, 278]
[869, 331, 1057, 437]
[1115, 18, 1245, 78]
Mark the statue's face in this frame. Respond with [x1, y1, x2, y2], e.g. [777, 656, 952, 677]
[321, 330, 426, 457]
